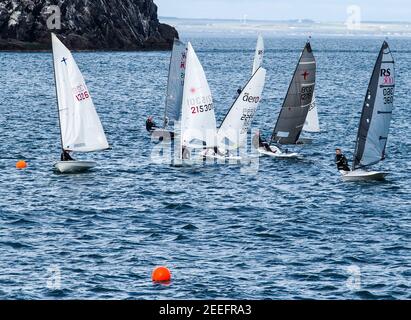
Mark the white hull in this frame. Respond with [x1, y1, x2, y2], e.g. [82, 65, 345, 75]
[341, 170, 388, 181]
[54, 161, 97, 173]
[258, 146, 300, 159]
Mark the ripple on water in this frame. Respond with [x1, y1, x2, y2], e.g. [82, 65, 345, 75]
[0, 37, 410, 299]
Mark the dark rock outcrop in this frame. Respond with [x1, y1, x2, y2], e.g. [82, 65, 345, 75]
[0, 0, 178, 50]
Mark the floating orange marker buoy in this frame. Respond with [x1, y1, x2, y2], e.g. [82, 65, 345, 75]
[152, 266, 171, 282]
[16, 160, 28, 170]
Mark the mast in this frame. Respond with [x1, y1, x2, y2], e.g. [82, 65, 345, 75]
[51, 33, 64, 152]
[163, 39, 176, 128]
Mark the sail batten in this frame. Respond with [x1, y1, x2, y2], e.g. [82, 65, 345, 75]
[352, 41, 395, 170]
[52, 33, 109, 153]
[271, 42, 316, 145]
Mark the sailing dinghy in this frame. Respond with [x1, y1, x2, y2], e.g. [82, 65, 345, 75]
[178, 42, 217, 163]
[203, 37, 266, 161]
[152, 39, 187, 141]
[203, 67, 267, 160]
[52, 33, 109, 173]
[341, 41, 395, 182]
[258, 41, 316, 158]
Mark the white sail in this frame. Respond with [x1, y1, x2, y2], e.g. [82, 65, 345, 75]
[217, 67, 266, 150]
[252, 35, 264, 75]
[180, 42, 217, 150]
[303, 96, 320, 133]
[52, 33, 109, 153]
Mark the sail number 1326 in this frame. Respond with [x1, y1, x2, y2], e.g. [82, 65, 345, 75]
[75, 91, 90, 102]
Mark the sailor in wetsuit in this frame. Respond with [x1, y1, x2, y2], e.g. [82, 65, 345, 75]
[146, 116, 157, 132]
[252, 132, 276, 153]
[335, 148, 350, 172]
[61, 149, 74, 161]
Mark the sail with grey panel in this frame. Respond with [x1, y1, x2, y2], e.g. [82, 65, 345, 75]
[164, 39, 187, 127]
[270, 42, 316, 145]
[352, 41, 395, 170]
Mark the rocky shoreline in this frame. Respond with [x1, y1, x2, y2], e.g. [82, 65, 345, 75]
[0, 0, 178, 51]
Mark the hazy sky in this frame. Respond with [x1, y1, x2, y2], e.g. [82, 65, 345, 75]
[155, 0, 411, 22]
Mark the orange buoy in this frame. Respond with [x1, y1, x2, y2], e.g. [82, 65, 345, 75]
[16, 160, 28, 170]
[152, 266, 171, 282]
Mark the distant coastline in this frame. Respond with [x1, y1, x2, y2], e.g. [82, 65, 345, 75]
[161, 17, 411, 38]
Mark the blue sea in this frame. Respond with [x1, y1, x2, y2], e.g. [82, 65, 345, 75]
[0, 36, 410, 299]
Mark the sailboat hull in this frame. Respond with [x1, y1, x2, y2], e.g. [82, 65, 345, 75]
[54, 161, 97, 174]
[258, 146, 300, 159]
[341, 170, 388, 182]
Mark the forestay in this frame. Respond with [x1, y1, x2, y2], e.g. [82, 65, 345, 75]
[52, 33, 109, 153]
[164, 39, 187, 127]
[180, 42, 217, 150]
[217, 67, 266, 150]
[271, 42, 316, 145]
[352, 41, 395, 170]
[252, 35, 264, 75]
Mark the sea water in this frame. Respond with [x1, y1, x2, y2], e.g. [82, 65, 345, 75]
[0, 36, 409, 299]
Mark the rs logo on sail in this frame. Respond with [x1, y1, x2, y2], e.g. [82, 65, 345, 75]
[380, 68, 391, 77]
